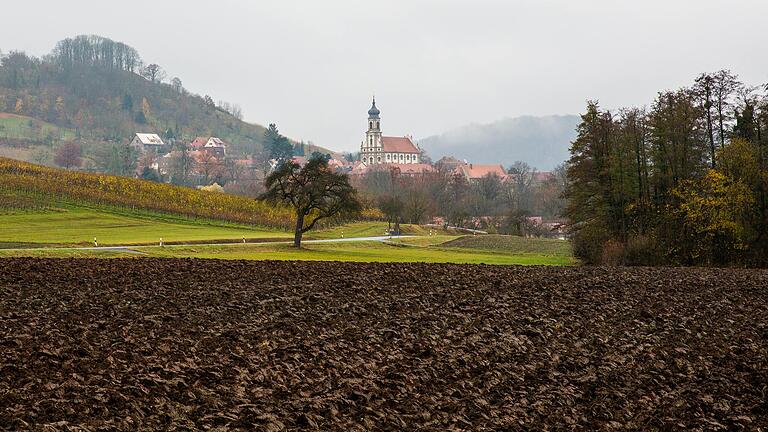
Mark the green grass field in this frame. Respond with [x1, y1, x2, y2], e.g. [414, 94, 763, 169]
[0, 113, 75, 141]
[441, 234, 572, 255]
[0, 238, 574, 265]
[0, 210, 450, 247]
[0, 207, 290, 247]
[307, 222, 462, 240]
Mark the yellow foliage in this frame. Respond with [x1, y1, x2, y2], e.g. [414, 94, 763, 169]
[199, 183, 224, 193]
[141, 97, 151, 119]
[670, 169, 754, 262]
[0, 158, 293, 229]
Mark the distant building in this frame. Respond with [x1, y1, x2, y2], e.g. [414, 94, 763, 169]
[387, 163, 435, 176]
[456, 163, 507, 182]
[190, 136, 227, 158]
[360, 98, 420, 166]
[130, 133, 164, 152]
[434, 156, 464, 172]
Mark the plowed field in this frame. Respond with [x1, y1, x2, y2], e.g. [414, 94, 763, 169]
[1, 259, 766, 430]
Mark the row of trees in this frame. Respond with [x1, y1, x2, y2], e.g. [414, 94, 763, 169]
[354, 161, 566, 235]
[566, 70, 767, 266]
[51, 35, 143, 73]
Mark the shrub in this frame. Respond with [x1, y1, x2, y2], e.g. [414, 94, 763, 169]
[599, 235, 660, 266]
[571, 223, 611, 265]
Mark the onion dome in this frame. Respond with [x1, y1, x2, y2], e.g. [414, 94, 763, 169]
[367, 97, 380, 118]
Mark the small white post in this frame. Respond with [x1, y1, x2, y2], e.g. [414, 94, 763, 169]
[94, 237, 98, 247]
[160, 237, 164, 247]
[243, 236, 246, 244]
[341, 231, 344, 239]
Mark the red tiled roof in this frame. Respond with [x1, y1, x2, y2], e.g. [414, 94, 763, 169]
[190, 137, 208, 148]
[381, 136, 419, 153]
[461, 164, 506, 179]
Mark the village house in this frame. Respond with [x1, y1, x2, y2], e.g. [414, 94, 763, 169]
[360, 98, 421, 166]
[456, 163, 507, 183]
[190, 136, 227, 158]
[130, 133, 165, 153]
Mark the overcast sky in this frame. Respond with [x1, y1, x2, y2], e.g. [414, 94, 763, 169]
[3, 0, 767, 152]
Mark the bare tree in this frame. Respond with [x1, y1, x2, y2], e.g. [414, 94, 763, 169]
[506, 161, 537, 211]
[54, 142, 82, 169]
[142, 63, 166, 83]
[712, 70, 742, 148]
[170, 77, 183, 93]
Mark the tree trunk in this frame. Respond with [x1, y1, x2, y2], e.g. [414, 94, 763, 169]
[293, 212, 305, 247]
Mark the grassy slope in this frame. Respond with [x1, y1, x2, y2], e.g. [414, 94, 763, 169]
[0, 207, 289, 247]
[0, 211, 449, 247]
[0, 114, 75, 141]
[441, 234, 572, 255]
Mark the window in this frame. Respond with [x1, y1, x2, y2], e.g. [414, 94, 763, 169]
[369, 121, 373, 129]
[377, 157, 381, 163]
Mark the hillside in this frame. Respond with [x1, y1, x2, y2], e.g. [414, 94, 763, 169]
[418, 115, 579, 170]
[0, 35, 334, 168]
[0, 157, 293, 229]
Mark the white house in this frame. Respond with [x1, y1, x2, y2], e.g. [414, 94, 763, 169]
[360, 98, 420, 166]
[130, 133, 164, 153]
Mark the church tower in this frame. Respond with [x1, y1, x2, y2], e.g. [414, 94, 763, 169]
[362, 97, 382, 164]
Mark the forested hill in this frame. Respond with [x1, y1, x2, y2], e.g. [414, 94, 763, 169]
[0, 35, 325, 166]
[418, 115, 579, 170]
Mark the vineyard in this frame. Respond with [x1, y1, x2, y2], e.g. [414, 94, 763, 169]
[0, 157, 294, 229]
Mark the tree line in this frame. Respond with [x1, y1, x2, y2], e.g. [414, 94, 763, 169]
[354, 161, 566, 235]
[566, 70, 767, 266]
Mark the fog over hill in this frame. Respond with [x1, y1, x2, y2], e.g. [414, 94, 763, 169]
[418, 115, 580, 171]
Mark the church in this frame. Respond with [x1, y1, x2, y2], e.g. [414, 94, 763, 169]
[360, 98, 421, 165]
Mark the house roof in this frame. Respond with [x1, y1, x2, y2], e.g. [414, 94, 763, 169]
[381, 136, 419, 153]
[134, 133, 164, 146]
[190, 137, 208, 148]
[388, 163, 434, 175]
[461, 164, 506, 179]
[206, 137, 225, 147]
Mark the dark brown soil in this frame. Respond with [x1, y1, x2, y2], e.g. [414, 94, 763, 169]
[1, 259, 766, 430]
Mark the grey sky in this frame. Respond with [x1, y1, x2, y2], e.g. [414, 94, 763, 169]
[3, 0, 768, 153]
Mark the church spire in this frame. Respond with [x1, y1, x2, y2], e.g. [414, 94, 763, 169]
[367, 96, 380, 119]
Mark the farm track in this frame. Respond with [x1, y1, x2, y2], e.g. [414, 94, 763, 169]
[0, 258, 766, 430]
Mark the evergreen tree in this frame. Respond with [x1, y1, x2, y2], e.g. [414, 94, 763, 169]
[264, 123, 293, 161]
